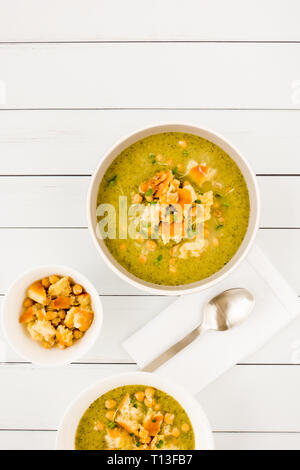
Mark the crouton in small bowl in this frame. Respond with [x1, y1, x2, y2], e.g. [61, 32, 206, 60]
[1, 265, 103, 366]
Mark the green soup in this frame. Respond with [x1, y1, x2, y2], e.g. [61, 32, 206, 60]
[75, 385, 195, 450]
[97, 132, 250, 286]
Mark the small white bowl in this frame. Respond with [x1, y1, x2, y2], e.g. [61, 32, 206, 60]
[56, 371, 214, 450]
[87, 122, 260, 295]
[1, 265, 103, 367]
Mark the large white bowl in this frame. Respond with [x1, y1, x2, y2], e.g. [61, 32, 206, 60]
[1, 265, 103, 366]
[56, 371, 214, 450]
[87, 123, 260, 295]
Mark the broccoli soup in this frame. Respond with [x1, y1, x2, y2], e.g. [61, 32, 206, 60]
[97, 132, 250, 286]
[75, 385, 195, 450]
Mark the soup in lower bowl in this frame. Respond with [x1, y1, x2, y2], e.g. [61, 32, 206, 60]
[97, 132, 250, 286]
[75, 385, 195, 450]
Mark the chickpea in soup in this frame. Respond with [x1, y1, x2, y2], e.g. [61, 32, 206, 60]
[97, 132, 250, 286]
[75, 385, 195, 450]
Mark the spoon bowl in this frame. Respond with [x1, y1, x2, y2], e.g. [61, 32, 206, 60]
[143, 288, 254, 372]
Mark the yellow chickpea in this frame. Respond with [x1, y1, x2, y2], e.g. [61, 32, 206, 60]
[106, 410, 115, 421]
[172, 427, 180, 437]
[41, 341, 52, 349]
[212, 237, 219, 247]
[23, 298, 33, 308]
[169, 258, 176, 265]
[41, 277, 51, 289]
[164, 413, 175, 425]
[74, 329, 83, 339]
[135, 391, 145, 402]
[105, 399, 117, 409]
[156, 154, 163, 161]
[178, 140, 187, 148]
[144, 398, 153, 408]
[181, 423, 190, 432]
[169, 266, 176, 273]
[139, 254, 147, 264]
[145, 387, 155, 398]
[94, 421, 104, 431]
[73, 284, 83, 295]
[132, 193, 143, 204]
[154, 403, 160, 411]
[146, 240, 157, 251]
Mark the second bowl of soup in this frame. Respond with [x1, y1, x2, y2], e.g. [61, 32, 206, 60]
[88, 124, 260, 295]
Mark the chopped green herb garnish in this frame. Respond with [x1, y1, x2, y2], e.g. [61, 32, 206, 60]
[156, 439, 164, 449]
[182, 150, 188, 157]
[172, 167, 178, 175]
[216, 224, 224, 230]
[150, 200, 157, 205]
[149, 153, 156, 159]
[215, 193, 222, 198]
[107, 421, 117, 429]
[108, 175, 117, 186]
[129, 433, 134, 436]
[152, 159, 156, 164]
[222, 202, 230, 207]
[154, 254, 163, 266]
[136, 441, 141, 447]
[145, 188, 153, 197]
[152, 418, 156, 423]
[195, 199, 202, 204]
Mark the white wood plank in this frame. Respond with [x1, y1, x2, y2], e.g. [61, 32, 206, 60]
[0, 0, 299, 42]
[0, 430, 56, 450]
[215, 432, 300, 450]
[0, 176, 299, 228]
[1, 429, 299, 450]
[0, 43, 299, 109]
[197, 365, 300, 432]
[0, 288, 299, 366]
[0, 364, 300, 431]
[0, 364, 137, 429]
[0, 296, 175, 363]
[1, 110, 299, 175]
[0, 229, 297, 295]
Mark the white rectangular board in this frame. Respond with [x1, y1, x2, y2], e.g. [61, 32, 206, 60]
[0, 0, 299, 42]
[0, 43, 299, 109]
[0, 109, 299, 175]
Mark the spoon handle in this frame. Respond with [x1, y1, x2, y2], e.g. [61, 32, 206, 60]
[142, 326, 202, 373]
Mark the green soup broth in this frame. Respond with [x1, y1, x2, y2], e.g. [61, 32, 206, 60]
[97, 132, 250, 286]
[75, 385, 195, 450]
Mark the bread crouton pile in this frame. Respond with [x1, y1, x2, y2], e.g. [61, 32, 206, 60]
[95, 387, 191, 450]
[19, 275, 94, 349]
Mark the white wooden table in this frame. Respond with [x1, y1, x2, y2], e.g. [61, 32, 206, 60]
[0, 0, 300, 450]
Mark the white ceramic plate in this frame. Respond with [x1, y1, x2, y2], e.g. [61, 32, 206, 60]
[87, 122, 260, 295]
[56, 371, 214, 450]
[1, 265, 103, 366]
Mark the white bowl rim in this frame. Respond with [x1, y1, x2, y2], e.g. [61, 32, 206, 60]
[87, 122, 261, 295]
[56, 371, 214, 450]
[1, 264, 103, 367]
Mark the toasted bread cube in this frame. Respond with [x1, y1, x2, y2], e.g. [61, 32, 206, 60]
[115, 393, 143, 436]
[73, 309, 93, 332]
[27, 319, 56, 345]
[48, 276, 71, 297]
[56, 325, 73, 348]
[19, 306, 35, 324]
[64, 307, 77, 329]
[105, 427, 134, 451]
[143, 413, 163, 436]
[23, 298, 33, 308]
[49, 275, 60, 284]
[72, 284, 83, 295]
[73, 329, 83, 339]
[27, 281, 48, 305]
[76, 293, 91, 309]
[51, 296, 72, 310]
